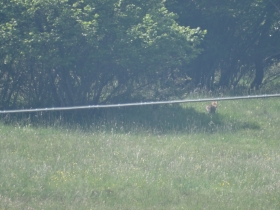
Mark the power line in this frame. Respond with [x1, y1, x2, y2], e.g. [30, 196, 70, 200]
[0, 94, 280, 114]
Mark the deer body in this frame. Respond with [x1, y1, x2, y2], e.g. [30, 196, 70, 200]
[206, 101, 218, 114]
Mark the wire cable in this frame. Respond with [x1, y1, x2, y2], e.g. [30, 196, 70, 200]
[1, 94, 280, 114]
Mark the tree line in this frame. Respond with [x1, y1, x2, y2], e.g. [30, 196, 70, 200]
[0, 0, 279, 109]
[166, 0, 280, 89]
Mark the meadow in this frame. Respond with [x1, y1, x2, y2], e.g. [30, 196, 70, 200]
[1, 97, 280, 209]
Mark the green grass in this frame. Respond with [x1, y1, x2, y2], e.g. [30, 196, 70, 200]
[1, 98, 280, 209]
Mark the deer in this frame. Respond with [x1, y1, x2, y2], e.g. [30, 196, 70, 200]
[206, 101, 218, 114]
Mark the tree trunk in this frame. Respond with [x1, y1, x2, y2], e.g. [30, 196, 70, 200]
[251, 56, 264, 89]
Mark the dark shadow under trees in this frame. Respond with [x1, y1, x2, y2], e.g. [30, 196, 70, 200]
[0, 104, 261, 135]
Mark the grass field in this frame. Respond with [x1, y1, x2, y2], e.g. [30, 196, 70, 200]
[1, 98, 280, 209]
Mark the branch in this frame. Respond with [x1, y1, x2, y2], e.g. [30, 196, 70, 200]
[264, 52, 280, 61]
[269, 0, 280, 15]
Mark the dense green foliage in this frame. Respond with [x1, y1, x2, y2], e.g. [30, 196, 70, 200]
[0, 0, 204, 109]
[1, 0, 280, 109]
[166, 0, 280, 89]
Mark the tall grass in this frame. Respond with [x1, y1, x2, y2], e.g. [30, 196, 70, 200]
[1, 98, 280, 209]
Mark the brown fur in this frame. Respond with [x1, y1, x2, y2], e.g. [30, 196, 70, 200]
[206, 101, 218, 113]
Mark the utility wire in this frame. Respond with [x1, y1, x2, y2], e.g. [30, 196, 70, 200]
[0, 94, 280, 114]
